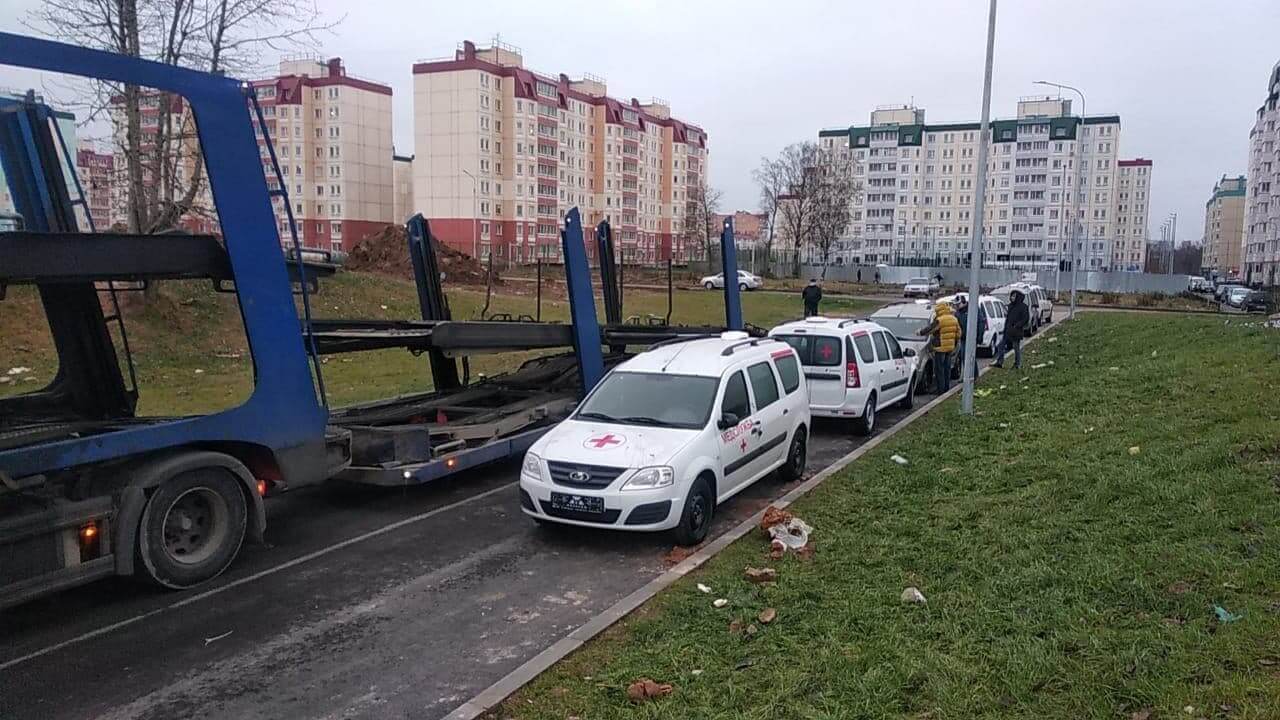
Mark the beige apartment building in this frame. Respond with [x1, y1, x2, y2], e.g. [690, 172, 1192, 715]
[250, 57, 393, 252]
[412, 39, 707, 264]
[1244, 61, 1279, 287]
[1202, 175, 1247, 277]
[819, 99, 1151, 271]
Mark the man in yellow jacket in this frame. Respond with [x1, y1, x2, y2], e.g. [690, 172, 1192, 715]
[918, 301, 960, 393]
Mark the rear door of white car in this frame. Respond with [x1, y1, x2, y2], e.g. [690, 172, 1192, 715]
[778, 332, 845, 408]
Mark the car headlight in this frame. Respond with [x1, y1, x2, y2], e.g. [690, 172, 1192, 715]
[521, 452, 542, 480]
[621, 466, 675, 491]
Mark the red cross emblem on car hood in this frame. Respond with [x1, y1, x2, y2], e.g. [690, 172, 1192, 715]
[583, 433, 625, 449]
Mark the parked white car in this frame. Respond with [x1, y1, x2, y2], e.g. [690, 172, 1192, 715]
[936, 293, 1008, 356]
[700, 270, 762, 291]
[769, 317, 917, 435]
[1188, 276, 1213, 293]
[903, 276, 939, 298]
[993, 282, 1051, 332]
[520, 331, 810, 545]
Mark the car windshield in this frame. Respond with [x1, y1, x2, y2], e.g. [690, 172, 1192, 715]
[872, 316, 930, 338]
[575, 371, 718, 430]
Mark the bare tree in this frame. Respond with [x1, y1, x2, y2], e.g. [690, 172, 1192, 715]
[684, 177, 723, 273]
[757, 142, 860, 277]
[26, 0, 337, 236]
[752, 156, 785, 277]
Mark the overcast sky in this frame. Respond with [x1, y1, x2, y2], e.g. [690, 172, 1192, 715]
[3, 0, 1279, 244]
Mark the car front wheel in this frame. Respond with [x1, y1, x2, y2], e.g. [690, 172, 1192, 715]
[673, 477, 714, 546]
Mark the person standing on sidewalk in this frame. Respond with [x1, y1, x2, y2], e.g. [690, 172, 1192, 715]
[918, 301, 960, 393]
[994, 289, 1029, 369]
[802, 278, 823, 317]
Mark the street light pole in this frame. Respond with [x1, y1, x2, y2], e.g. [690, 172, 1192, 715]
[1168, 211, 1177, 275]
[1034, 79, 1086, 320]
[461, 168, 479, 258]
[961, 0, 998, 416]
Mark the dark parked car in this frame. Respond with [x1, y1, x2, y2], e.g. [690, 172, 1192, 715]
[1242, 290, 1269, 313]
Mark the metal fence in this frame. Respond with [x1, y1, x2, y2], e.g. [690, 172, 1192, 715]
[801, 263, 1192, 296]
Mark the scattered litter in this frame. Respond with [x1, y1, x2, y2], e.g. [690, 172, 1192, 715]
[1151, 350, 1159, 358]
[974, 389, 992, 398]
[1020, 376, 1030, 383]
[6, 367, 31, 376]
[380, 304, 388, 310]
[626, 678, 673, 703]
[1109, 366, 1120, 371]
[940, 467, 956, 473]
[743, 567, 777, 584]
[1048, 337, 1058, 343]
[1259, 657, 1278, 667]
[999, 384, 1007, 390]
[0, 376, 11, 384]
[1047, 360, 1055, 365]
[901, 587, 927, 604]
[194, 369, 204, 374]
[733, 659, 755, 671]
[890, 454, 909, 465]
[729, 619, 743, 634]
[1084, 426, 1095, 434]
[691, 669, 703, 676]
[1031, 363, 1048, 369]
[759, 506, 793, 533]
[1213, 605, 1243, 623]
[1183, 706, 1195, 715]
[998, 423, 1009, 428]
[1128, 446, 1141, 456]
[712, 598, 729, 608]
[758, 608, 777, 624]
[696, 583, 712, 594]
[213, 352, 242, 359]
[745, 624, 758, 637]
[203, 630, 233, 645]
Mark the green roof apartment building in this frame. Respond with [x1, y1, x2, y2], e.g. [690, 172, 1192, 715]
[818, 98, 1152, 271]
[1203, 175, 1247, 278]
[1244, 61, 1279, 287]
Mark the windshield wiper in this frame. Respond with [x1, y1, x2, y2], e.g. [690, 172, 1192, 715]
[619, 415, 674, 427]
[577, 411, 622, 423]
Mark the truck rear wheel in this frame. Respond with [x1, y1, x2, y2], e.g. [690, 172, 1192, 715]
[137, 467, 248, 589]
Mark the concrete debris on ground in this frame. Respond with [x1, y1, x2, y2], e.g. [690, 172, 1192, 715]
[901, 587, 927, 604]
[712, 598, 729, 608]
[758, 608, 777, 624]
[6, 367, 31, 375]
[1128, 446, 1141, 456]
[346, 223, 499, 286]
[696, 583, 712, 594]
[662, 545, 697, 566]
[890, 454, 909, 465]
[625, 678, 673, 703]
[743, 567, 777, 584]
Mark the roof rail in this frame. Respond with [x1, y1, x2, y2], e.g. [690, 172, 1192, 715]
[720, 337, 779, 357]
[646, 334, 716, 351]
[837, 318, 864, 328]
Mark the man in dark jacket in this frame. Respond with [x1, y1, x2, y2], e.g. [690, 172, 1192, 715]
[994, 289, 1029, 369]
[802, 279, 822, 317]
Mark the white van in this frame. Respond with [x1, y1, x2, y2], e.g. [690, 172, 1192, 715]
[768, 317, 917, 435]
[519, 332, 811, 545]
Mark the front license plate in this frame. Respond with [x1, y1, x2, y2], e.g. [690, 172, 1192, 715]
[550, 492, 604, 514]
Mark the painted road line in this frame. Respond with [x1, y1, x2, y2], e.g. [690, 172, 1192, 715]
[0, 480, 519, 673]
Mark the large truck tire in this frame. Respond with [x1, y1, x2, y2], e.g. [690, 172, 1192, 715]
[137, 466, 248, 589]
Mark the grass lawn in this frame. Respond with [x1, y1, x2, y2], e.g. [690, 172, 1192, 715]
[498, 312, 1280, 720]
[0, 272, 879, 415]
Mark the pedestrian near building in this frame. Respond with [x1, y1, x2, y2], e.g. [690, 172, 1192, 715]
[857, 268, 862, 283]
[874, 270, 881, 284]
[802, 278, 823, 317]
[994, 289, 1029, 369]
[918, 301, 960, 393]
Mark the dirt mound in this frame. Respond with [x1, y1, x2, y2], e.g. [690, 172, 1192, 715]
[346, 224, 500, 286]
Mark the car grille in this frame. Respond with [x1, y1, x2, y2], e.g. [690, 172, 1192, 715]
[546, 461, 627, 489]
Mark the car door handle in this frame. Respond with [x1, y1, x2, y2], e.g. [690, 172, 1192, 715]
[782, 408, 788, 415]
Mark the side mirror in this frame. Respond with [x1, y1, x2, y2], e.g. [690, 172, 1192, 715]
[717, 412, 740, 430]
[902, 348, 917, 357]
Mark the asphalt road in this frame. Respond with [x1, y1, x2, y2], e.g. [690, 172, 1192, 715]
[0, 353, 1008, 720]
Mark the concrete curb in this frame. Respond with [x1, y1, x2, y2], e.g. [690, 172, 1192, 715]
[442, 324, 1051, 720]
